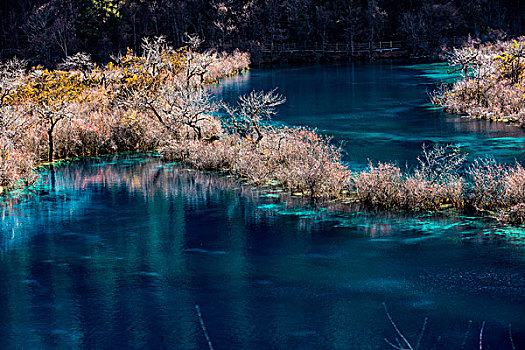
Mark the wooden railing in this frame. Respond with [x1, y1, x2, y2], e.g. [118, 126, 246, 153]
[258, 41, 404, 54]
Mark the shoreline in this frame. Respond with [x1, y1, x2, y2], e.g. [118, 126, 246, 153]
[2, 46, 525, 226]
[8, 152, 521, 232]
[434, 38, 525, 129]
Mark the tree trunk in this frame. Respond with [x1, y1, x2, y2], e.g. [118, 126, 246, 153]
[48, 128, 54, 163]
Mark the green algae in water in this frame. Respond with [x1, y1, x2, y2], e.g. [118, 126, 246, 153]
[401, 62, 462, 84]
[488, 226, 525, 245]
[90, 162, 118, 167]
[260, 193, 281, 198]
[257, 203, 327, 218]
[257, 203, 282, 211]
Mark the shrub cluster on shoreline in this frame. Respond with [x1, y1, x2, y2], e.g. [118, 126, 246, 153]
[0, 35, 351, 200]
[162, 125, 349, 198]
[352, 145, 525, 223]
[2, 36, 525, 225]
[0, 35, 249, 189]
[434, 37, 525, 125]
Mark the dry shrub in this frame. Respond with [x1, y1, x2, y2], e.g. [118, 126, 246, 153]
[162, 135, 240, 172]
[503, 163, 525, 204]
[161, 126, 350, 198]
[403, 174, 465, 210]
[353, 145, 466, 211]
[231, 140, 273, 184]
[0, 142, 37, 187]
[353, 162, 403, 208]
[54, 113, 115, 158]
[468, 159, 525, 221]
[205, 50, 250, 83]
[408, 144, 466, 209]
[438, 38, 525, 125]
[262, 127, 350, 197]
[499, 203, 525, 224]
[354, 166, 466, 211]
[468, 158, 508, 209]
[51, 108, 164, 159]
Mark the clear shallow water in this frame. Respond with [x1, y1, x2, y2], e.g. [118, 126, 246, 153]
[1, 63, 525, 349]
[0, 156, 524, 349]
[211, 61, 525, 168]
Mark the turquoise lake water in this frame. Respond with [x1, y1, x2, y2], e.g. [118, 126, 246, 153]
[0, 62, 524, 349]
[211, 62, 525, 168]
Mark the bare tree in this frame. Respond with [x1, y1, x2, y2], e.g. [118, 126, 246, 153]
[23, 0, 78, 59]
[23, 3, 54, 60]
[148, 80, 218, 140]
[0, 58, 29, 146]
[400, 10, 429, 54]
[0, 57, 26, 107]
[182, 33, 217, 86]
[117, 35, 219, 140]
[141, 36, 172, 75]
[342, 4, 362, 54]
[315, 5, 333, 51]
[212, 1, 238, 48]
[58, 52, 94, 78]
[366, 0, 387, 50]
[448, 40, 484, 81]
[50, 9, 76, 57]
[23, 69, 87, 162]
[416, 144, 466, 184]
[223, 89, 286, 144]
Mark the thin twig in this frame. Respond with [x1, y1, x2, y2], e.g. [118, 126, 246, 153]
[509, 323, 516, 350]
[383, 302, 414, 350]
[479, 321, 485, 350]
[384, 338, 404, 350]
[415, 317, 428, 350]
[195, 304, 214, 350]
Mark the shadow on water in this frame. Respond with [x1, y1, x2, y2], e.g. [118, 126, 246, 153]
[0, 155, 524, 349]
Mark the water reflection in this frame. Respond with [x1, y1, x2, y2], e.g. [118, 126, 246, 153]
[0, 156, 524, 349]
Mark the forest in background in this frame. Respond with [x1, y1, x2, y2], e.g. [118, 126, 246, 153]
[1, 0, 524, 64]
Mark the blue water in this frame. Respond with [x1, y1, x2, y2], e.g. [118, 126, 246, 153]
[1, 63, 525, 349]
[211, 62, 525, 168]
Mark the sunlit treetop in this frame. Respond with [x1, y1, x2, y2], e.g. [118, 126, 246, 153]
[12, 68, 88, 108]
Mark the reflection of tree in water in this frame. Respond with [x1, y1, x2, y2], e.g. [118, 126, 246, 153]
[51, 155, 340, 227]
[445, 114, 525, 140]
[54, 156, 256, 202]
[0, 156, 522, 249]
[2, 155, 525, 253]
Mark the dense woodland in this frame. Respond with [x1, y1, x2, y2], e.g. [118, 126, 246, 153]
[1, 0, 525, 63]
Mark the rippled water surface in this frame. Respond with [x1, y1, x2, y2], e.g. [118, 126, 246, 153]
[1, 63, 525, 349]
